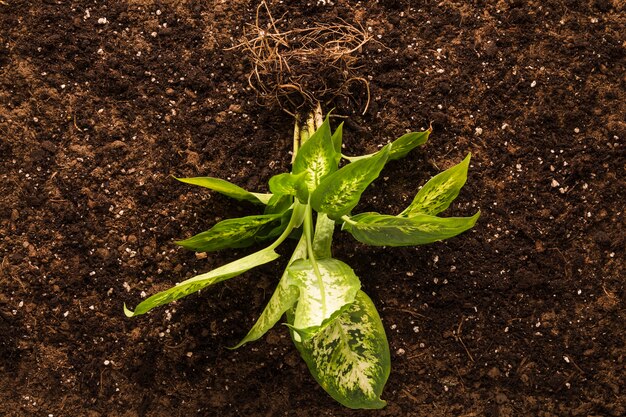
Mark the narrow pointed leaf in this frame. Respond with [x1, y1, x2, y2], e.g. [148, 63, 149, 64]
[400, 153, 471, 216]
[176, 214, 282, 252]
[290, 290, 390, 409]
[311, 146, 390, 220]
[292, 116, 340, 192]
[287, 258, 360, 339]
[312, 213, 335, 259]
[342, 130, 430, 162]
[174, 176, 272, 204]
[386, 130, 430, 160]
[124, 248, 280, 317]
[331, 122, 344, 154]
[231, 236, 308, 348]
[343, 211, 480, 246]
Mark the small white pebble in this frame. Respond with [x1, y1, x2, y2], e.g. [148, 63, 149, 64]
[406, 271, 414, 277]
[475, 127, 483, 136]
[563, 356, 570, 363]
[413, 326, 420, 333]
[63, 311, 69, 317]
[186, 352, 193, 357]
[156, 9, 162, 15]
[151, 31, 158, 37]
[530, 80, 537, 87]
[18, 301, 23, 308]
[140, 291, 147, 298]
[551, 179, 560, 187]
[396, 348, 405, 355]
[89, 305, 95, 310]
[104, 360, 110, 366]
[97, 17, 108, 25]
[574, 127, 580, 133]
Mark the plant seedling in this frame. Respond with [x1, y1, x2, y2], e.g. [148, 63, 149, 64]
[125, 107, 479, 409]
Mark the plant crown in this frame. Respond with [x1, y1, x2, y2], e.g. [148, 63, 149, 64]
[125, 109, 479, 409]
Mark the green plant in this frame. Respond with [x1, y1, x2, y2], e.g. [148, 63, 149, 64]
[125, 108, 479, 409]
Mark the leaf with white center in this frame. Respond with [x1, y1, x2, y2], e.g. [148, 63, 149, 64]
[287, 258, 360, 339]
[311, 146, 390, 220]
[343, 211, 480, 246]
[290, 290, 390, 409]
[174, 176, 272, 204]
[124, 248, 279, 317]
[343, 130, 430, 162]
[400, 153, 471, 216]
[231, 236, 308, 348]
[293, 116, 339, 192]
[176, 214, 283, 252]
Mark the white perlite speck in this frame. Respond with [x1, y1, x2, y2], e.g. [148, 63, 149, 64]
[97, 17, 108, 25]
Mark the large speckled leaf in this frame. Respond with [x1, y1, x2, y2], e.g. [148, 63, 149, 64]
[292, 116, 340, 192]
[290, 290, 390, 409]
[174, 176, 272, 204]
[124, 248, 280, 317]
[311, 146, 390, 220]
[176, 214, 283, 252]
[400, 153, 471, 216]
[231, 236, 308, 348]
[343, 211, 480, 246]
[287, 258, 360, 340]
[343, 130, 430, 162]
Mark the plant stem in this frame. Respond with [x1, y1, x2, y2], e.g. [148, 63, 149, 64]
[304, 202, 326, 318]
[269, 201, 305, 251]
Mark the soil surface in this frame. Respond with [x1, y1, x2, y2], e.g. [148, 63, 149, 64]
[1, 1, 624, 416]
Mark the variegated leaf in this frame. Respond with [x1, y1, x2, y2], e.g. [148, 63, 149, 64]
[124, 248, 280, 317]
[400, 153, 471, 216]
[291, 290, 390, 409]
[174, 176, 271, 204]
[287, 258, 360, 339]
[293, 116, 340, 192]
[331, 122, 344, 154]
[231, 236, 308, 348]
[343, 211, 480, 246]
[176, 214, 283, 252]
[311, 146, 390, 220]
[343, 130, 430, 162]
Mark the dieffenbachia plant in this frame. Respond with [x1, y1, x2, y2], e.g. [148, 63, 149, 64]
[125, 107, 479, 409]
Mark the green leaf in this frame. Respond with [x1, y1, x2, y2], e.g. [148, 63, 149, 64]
[264, 193, 293, 215]
[311, 146, 390, 220]
[312, 213, 335, 259]
[175, 214, 283, 252]
[387, 130, 430, 160]
[343, 130, 430, 162]
[400, 153, 471, 216]
[174, 176, 271, 204]
[124, 248, 280, 317]
[287, 258, 360, 339]
[268, 172, 309, 202]
[343, 211, 480, 246]
[231, 236, 308, 348]
[255, 209, 293, 242]
[290, 290, 390, 409]
[331, 122, 344, 155]
[292, 116, 340, 192]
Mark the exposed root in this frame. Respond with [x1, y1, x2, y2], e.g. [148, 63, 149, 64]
[230, 1, 372, 115]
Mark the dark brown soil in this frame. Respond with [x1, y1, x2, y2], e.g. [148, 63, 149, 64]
[1, 1, 624, 416]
